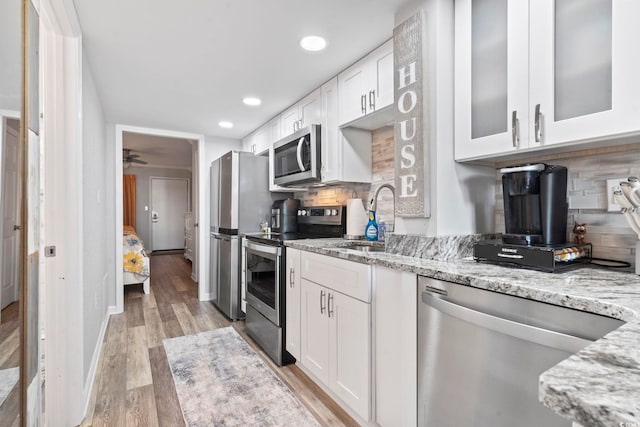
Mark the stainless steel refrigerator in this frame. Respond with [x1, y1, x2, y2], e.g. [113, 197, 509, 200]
[210, 151, 280, 320]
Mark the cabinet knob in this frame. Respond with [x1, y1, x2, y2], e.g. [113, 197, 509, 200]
[320, 290, 326, 314]
[361, 94, 366, 114]
[327, 293, 334, 318]
[369, 90, 376, 110]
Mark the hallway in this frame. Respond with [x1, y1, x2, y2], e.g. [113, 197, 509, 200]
[81, 254, 356, 426]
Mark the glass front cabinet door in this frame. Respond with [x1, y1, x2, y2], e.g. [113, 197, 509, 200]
[455, 0, 640, 161]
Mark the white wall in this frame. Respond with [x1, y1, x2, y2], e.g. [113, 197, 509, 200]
[201, 137, 242, 297]
[81, 54, 111, 384]
[394, 0, 496, 236]
[124, 166, 192, 245]
[0, 0, 21, 112]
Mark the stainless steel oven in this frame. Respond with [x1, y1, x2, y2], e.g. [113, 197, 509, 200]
[244, 240, 281, 325]
[273, 124, 321, 186]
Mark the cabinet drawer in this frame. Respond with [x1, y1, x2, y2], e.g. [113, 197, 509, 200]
[301, 252, 371, 302]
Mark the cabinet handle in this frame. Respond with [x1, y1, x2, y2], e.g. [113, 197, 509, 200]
[327, 293, 334, 318]
[361, 94, 366, 114]
[511, 110, 519, 148]
[289, 267, 294, 287]
[320, 290, 326, 314]
[369, 90, 375, 110]
[534, 104, 543, 143]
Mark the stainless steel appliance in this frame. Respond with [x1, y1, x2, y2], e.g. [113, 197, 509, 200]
[209, 151, 284, 320]
[243, 205, 345, 365]
[272, 124, 321, 186]
[417, 276, 623, 427]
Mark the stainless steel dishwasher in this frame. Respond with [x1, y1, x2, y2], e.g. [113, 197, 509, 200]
[418, 276, 624, 427]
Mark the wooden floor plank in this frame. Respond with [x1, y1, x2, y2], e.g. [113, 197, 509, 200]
[126, 385, 160, 427]
[126, 326, 153, 390]
[0, 382, 20, 427]
[148, 346, 185, 427]
[92, 353, 127, 427]
[125, 297, 145, 328]
[172, 303, 199, 336]
[142, 306, 165, 348]
[0, 328, 19, 368]
[161, 319, 184, 340]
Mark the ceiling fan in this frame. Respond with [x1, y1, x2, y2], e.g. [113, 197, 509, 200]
[123, 148, 148, 165]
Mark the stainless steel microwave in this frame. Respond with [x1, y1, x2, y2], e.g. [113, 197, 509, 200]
[272, 124, 321, 186]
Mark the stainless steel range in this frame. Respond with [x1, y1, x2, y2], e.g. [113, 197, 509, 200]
[242, 205, 345, 366]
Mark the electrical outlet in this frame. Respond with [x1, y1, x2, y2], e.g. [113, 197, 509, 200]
[606, 178, 628, 212]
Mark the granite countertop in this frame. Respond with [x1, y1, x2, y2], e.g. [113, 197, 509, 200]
[284, 238, 640, 427]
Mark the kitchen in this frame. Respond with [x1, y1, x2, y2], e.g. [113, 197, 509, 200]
[4, 0, 640, 426]
[203, 1, 640, 427]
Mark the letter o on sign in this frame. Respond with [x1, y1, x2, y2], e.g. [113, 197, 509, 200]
[398, 90, 417, 114]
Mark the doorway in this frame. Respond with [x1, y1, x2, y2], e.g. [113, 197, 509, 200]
[0, 117, 20, 312]
[150, 177, 190, 251]
[115, 125, 206, 313]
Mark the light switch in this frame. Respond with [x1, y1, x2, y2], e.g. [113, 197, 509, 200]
[145, 206, 149, 211]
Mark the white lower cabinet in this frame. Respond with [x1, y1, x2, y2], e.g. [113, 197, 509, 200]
[285, 248, 301, 359]
[374, 266, 417, 427]
[298, 251, 372, 422]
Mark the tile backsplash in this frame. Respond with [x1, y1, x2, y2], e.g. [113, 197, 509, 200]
[495, 144, 640, 269]
[295, 126, 396, 228]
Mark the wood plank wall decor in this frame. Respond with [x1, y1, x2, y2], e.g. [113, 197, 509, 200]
[393, 10, 430, 218]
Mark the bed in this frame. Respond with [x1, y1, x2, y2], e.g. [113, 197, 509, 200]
[123, 225, 150, 294]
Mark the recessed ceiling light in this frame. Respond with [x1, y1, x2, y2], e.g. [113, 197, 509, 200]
[300, 36, 327, 52]
[219, 121, 233, 129]
[243, 97, 262, 106]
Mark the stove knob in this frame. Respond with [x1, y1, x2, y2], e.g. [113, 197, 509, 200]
[297, 210, 302, 216]
[300, 210, 307, 216]
[325, 209, 331, 216]
[331, 209, 339, 216]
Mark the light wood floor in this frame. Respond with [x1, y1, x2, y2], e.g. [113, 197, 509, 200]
[81, 254, 357, 427]
[0, 301, 20, 427]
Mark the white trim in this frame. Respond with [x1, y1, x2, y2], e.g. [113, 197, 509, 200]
[107, 305, 118, 315]
[115, 125, 205, 313]
[81, 309, 111, 417]
[124, 162, 192, 171]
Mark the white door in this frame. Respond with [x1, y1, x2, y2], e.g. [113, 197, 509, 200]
[300, 278, 329, 384]
[151, 177, 189, 251]
[1, 119, 20, 310]
[285, 248, 301, 359]
[329, 291, 370, 421]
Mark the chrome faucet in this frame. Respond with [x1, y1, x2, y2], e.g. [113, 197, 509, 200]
[370, 184, 395, 230]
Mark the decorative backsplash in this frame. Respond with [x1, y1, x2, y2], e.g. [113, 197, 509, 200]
[494, 144, 640, 269]
[295, 126, 396, 228]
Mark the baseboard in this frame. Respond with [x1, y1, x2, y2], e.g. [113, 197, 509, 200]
[108, 304, 119, 315]
[199, 292, 213, 302]
[82, 308, 112, 418]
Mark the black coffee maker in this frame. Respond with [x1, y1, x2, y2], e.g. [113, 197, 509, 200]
[473, 163, 590, 272]
[271, 198, 300, 233]
[501, 163, 567, 246]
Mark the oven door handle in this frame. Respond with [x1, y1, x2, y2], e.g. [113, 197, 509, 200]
[243, 240, 281, 256]
[296, 137, 306, 172]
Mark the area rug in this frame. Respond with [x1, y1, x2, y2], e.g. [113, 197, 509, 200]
[163, 327, 320, 427]
[0, 367, 19, 407]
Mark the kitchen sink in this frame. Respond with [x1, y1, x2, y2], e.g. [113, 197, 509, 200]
[341, 244, 385, 253]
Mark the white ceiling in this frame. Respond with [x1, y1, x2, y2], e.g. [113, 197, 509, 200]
[73, 0, 408, 140]
[123, 132, 193, 169]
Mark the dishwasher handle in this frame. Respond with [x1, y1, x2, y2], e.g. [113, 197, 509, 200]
[421, 292, 592, 354]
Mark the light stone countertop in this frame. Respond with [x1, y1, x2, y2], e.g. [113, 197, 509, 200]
[284, 238, 640, 427]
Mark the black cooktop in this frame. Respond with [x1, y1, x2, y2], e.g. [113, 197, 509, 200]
[244, 232, 335, 246]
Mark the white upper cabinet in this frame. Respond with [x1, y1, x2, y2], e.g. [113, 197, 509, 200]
[280, 88, 322, 138]
[320, 77, 372, 184]
[455, 0, 640, 161]
[338, 39, 394, 126]
[242, 123, 270, 155]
